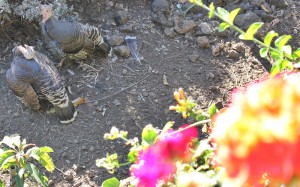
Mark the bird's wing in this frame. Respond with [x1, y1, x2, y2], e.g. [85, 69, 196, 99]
[6, 68, 40, 110]
[81, 24, 103, 45]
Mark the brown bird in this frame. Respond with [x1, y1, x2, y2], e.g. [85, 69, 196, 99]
[39, 4, 111, 67]
[6, 45, 77, 124]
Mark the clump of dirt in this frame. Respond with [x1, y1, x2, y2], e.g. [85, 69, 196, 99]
[0, 0, 299, 186]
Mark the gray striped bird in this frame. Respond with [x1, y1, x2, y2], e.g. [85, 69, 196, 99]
[39, 4, 111, 66]
[6, 45, 77, 124]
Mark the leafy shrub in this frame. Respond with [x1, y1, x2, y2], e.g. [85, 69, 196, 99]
[97, 89, 218, 187]
[0, 134, 54, 187]
[190, 0, 300, 77]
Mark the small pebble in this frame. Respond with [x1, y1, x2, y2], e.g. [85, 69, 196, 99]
[62, 152, 68, 158]
[199, 22, 213, 35]
[164, 28, 177, 38]
[112, 99, 121, 106]
[188, 53, 200, 63]
[197, 36, 210, 48]
[142, 92, 148, 97]
[114, 45, 131, 57]
[96, 106, 103, 112]
[63, 170, 73, 181]
[89, 146, 95, 152]
[120, 25, 134, 33]
[81, 145, 88, 151]
[228, 50, 240, 59]
[212, 43, 224, 56]
[122, 68, 128, 75]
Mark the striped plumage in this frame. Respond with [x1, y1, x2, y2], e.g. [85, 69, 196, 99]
[40, 4, 111, 61]
[6, 45, 77, 124]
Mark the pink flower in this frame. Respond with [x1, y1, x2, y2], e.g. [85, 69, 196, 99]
[130, 124, 198, 186]
[158, 124, 198, 162]
[130, 147, 176, 187]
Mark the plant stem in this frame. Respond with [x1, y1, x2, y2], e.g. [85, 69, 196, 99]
[119, 161, 132, 167]
[119, 136, 129, 142]
[195, 1, 292, 60]
[162, 119, 211, 137]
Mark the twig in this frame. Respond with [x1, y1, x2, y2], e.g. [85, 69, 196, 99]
[87, 73, 152, 103]
[77, 147, 81, 165]
[119, 64, 138, 74]
[55, 166, 64, 174]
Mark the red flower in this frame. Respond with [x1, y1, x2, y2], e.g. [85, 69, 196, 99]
[212, 72, 300, 185]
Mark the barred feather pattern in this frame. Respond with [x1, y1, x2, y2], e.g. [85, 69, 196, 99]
[42, 17, 105, 60]
[33, 51, 70, 107]
[81, 24, 104, 46]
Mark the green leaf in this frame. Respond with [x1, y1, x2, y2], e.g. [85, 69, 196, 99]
[264, 31, 278, 47]
[27, 147, 55, 172]
[128, 149, 138, 163]
[270, 59, 290, 77]
[189, 0, 203, 6]
[207, 103, 217, 118]
[218, 22, 230, 32]
[239, 22, 264, 40]
[18, 157, 26, 169]
[282, 45, 292, 59]
[293, 48, 300, 60]
[270, 64, 280, 77]
[208, 3, 215, 19]
[162, 121, 174, 134]
[0, 179, 4, 187]
[1, 134, 21, 149]
[275, 35, 292, 50]
[142, 125, 157, 146]
[0, 150, 16, 169]
[270, 50, 281, 60]
[101, 177, 120, 187]
[39, 146, 54, 153]
[217, 7, 229, 19]
[259, 47, 269, 58]
[16, 169, 25, 187]
[228, 8, 240, 24]
[26, 163, 48, 187]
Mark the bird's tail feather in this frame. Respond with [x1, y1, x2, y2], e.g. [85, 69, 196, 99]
[54, 100, 77, 124]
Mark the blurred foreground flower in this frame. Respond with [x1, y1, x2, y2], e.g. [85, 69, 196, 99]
[212, 72, 300, 186]
[130, 124, 198, 187]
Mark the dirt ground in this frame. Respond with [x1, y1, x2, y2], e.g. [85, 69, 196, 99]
[0, 0, 299, 186]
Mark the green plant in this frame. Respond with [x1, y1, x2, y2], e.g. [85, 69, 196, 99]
[0, 134, 55, 187]
[97, 88, 219, 187]
[189, 0, 300, 76]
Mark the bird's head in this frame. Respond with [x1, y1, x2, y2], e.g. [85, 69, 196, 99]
[39, 4, 53, 23]
[16, 45, 36, 60]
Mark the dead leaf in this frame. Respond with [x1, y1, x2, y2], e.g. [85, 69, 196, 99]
[72, 97, 87, 107]
[260, 3, 271, 13]
[163, 74, 169, 86]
